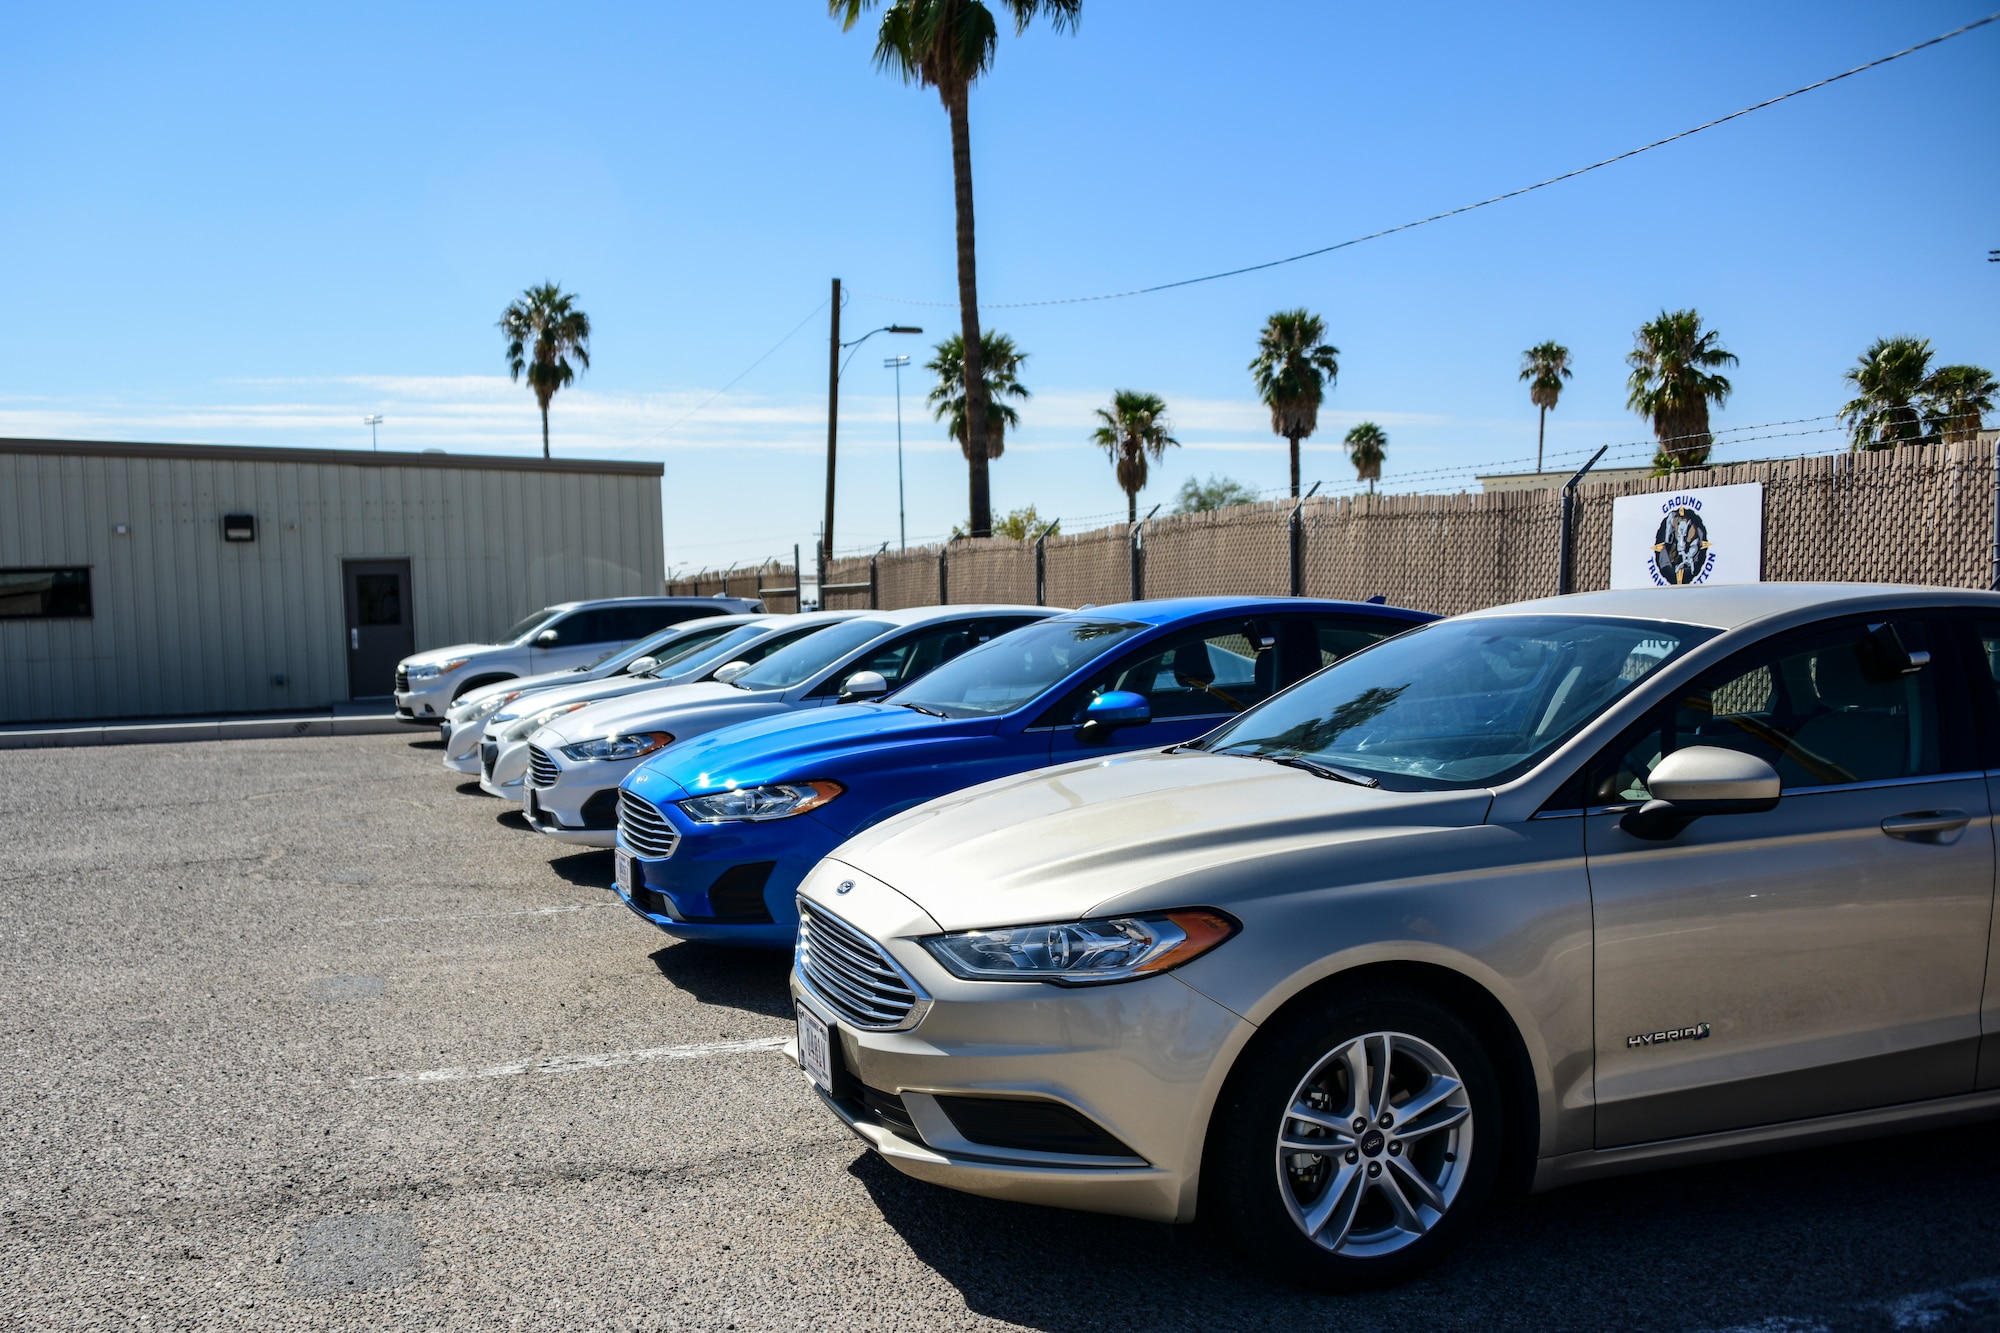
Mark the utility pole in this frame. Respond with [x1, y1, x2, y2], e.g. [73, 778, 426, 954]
[886, 354, 911, 553]
[823, 278, 842, 569]
[363, 415, 383, 452]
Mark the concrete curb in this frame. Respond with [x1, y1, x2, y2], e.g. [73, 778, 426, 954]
[0, 709, 414, 750]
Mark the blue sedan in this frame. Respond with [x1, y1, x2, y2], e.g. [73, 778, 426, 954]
[612, 596, 1435, 947]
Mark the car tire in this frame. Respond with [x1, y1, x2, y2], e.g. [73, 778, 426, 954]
[1206, 986, 1506, 1292]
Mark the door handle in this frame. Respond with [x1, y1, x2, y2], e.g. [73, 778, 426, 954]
[350, 627, 359, 650]
[1880, 810, 1970, 843]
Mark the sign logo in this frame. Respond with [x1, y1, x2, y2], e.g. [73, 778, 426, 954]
[1651, 499, 1715, 586]
[1626, 1023, 1710, 1049]
[1610, 482, 1761, 591]
[836, 880, 855, 895]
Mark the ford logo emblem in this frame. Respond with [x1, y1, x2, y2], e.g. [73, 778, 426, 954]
[837, 880, 855, 895]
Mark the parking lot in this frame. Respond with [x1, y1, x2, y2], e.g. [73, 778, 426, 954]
[3, 731, 1998, 1331]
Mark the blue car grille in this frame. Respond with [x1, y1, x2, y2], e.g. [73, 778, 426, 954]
[618, 791, 681, 860]
[527, 744, 560, 789]
[795, 899, 927, 1032]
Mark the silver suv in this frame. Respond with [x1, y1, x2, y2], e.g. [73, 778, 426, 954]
[791, 584, 2000, 1289]
[393, 596, 758, 721]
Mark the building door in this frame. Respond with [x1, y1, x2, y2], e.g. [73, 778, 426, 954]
[343, 559, 414, 700]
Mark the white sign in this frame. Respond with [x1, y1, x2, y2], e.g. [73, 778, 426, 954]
[1609, 483, 1763, 589]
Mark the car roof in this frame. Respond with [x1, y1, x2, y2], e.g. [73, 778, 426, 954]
[1041, 596, 1434, 627]
[547, 595, 761, 610]
[833, 604, 1054, 626]
[1460, 583, 2000, 631]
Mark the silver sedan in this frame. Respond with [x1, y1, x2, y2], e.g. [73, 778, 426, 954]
[790, 583, 2000, 1290]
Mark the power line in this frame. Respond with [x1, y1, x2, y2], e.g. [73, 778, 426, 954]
[854, 11, 2000, 311]
[638, 297, 831, 447]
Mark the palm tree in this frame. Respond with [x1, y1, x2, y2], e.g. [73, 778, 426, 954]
[1248, 309, 1340, 498]
[926, 331, 1030, 461]
[1344, 422, 1387, 493]
[1840, 336, 1934, 451]
[830, 0, 1082, 537]
[1626, 309, 1736, 471]
[1090, 391, 1178, 523]
[499, 283, 592, 459]
[1921, 363, 1996, 446]
[1518, 341, 1573, 474]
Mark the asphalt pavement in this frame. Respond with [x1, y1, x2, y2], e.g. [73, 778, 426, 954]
[3, 732, 1997, 1331]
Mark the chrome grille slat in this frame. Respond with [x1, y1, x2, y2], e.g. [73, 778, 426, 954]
[617, 790, 681, 860]
[527, 744, 560, 789]
[796, 899, 926, 1032]
[394, 667, 410, 693]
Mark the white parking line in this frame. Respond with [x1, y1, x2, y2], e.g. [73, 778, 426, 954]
[360, 1036, 790, 1086]
[370, 903, 621, 924]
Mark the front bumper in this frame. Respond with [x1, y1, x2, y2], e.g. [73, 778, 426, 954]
[519, 744, 635, 848]
[613, 806, 841, 950]
[394, 681, 452, 721]
[788, 863, 1254, 1224]
[477, 737, 532, 799]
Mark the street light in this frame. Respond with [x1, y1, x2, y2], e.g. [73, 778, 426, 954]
[363, 415, 384, 451]
[885, 354, 911, 553]
[821, 276, 921, 570]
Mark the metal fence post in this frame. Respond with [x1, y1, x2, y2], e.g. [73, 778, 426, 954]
[1032, 520, 1059, 606]
[938, 541, 950, 604]
[1288, 481, 1321, 597]
[869, 549, 880, 609]
[1130, 505, 1161, 602]
[1557, 446, 1609, 595]
[1989, 438, 2000, 590]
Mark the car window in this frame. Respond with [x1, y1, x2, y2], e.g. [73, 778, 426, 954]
[1039, 620, 1285, 725]
[1306, 615, 1423, 668]
[631, 604, 722, 637]
[501, 607, 563, 642]
[1587, 617, 1946, 805]
[891, 617, 1147, 718]
[729, 619, 895, 691]
[1194, 615, 1712, 790]
[639, 623, 745, 672]
[816, 618, 1038, 696]
[542, 608, 621, 646]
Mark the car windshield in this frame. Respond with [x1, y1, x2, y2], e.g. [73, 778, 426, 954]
[646, 624, 769, 676]
[728, 619, 894, 691]
[501, 608, 563, 643]
[1192, 615, 1714, 790]
[889, 617, 1148, 718]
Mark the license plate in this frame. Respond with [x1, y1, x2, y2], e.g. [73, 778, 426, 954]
[796, 1002, 833, 1092]
[615, 848, 634, 895]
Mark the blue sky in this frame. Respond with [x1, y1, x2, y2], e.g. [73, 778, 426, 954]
[3, 2, 1996, 571]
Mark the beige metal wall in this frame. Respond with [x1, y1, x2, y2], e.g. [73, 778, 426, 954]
[0, 440, 665, 723]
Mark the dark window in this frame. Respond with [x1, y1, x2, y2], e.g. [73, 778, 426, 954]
[1039, 620, 1283, 724]
[623, 604, 722, 639]
[0, 568, 92, 619]
[539, 610, 605, 646]
[354, 574, 402, 626]
[1587, 617, 1949, 805]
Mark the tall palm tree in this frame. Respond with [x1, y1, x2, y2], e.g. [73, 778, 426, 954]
[1924, 364, 1997, 445]
[925, 331, 1030, 461]
[1248, 309, 1340, 498]
[1840, 336, 1934, 451]
[499, 283, 592, 459]
[1626, 309, 1736, 471]
[1090, 390, 1178, 523]
[1344, 422, 1387, 493]
[831, 0, 1082, 537]
[1518, 341, 1573, 473]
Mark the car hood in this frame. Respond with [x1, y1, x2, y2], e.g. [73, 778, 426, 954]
[535, 681, 784, 743]
[642, 702, 975, 795]
[407, 643, 492, 669]
[829, 748, 1494, 931]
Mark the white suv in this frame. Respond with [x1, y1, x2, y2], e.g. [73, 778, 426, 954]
[394, 596, 759, 722]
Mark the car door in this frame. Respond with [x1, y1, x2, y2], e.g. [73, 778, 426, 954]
[1955, 618, 2000, 1090]
[1045, 616, 1291, 763]
[1582, 613, 1993, 1147]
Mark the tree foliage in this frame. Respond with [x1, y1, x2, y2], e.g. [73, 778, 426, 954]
[1249, 309, 1340, 498]
[1173, 474, 1260, 515]
[1626, 309, 1735, 472]
[1090, 391, 1178, 523]
[499, 283, 591, 459]
[1840, 337, 1996, 450]
[926, 331, 1030, 461]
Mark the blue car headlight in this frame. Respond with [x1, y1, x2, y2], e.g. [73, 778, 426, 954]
[558, 731, 676, 762]
[676, 780, 844, 823]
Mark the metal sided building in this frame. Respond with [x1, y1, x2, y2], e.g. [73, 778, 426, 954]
[0, 438, 665, 724]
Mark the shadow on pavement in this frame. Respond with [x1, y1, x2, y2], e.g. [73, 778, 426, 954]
[649, 942, 794, 1021]
[453, 781, 488, 798]
[494, 809, 531, 830]
[851, 1119, 2000, 1333]
[406, 737, 445, 751]
[548, 849, 615, 890]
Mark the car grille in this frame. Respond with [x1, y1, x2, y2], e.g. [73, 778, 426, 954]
[479, 739, 498, 779]
[395, 667, 409, 693]
[617, 791, 681, 860]
[527, 744, 560, 789]
[796, 899, 928, 1032]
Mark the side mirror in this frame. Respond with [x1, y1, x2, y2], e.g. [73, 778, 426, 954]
[1078, 689, 1150, 741]
[1621, 746, 1781, 841]
[535, 629, 559, 647]
[625, 656, 658, 675]
[839, 670, 889, 703]
[711, 660, 752, 684]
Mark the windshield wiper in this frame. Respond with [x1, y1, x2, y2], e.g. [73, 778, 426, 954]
[1214, 746, 1379, 788]
[895, 702, 948, 717]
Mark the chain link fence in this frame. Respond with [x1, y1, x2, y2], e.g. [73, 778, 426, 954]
[668, 442, 1997, 615]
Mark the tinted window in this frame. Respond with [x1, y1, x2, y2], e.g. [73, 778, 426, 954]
[1590, 618, 1947, 804]
[892, 617, 1147, 718]
[1040, 620, 1285, 725]
[0, 568, 91, 619]
[540, 609, 618, 646]
[730, 619, 895, 690]
[1307, 615, 1422, 668]
[627, 604, 722, 637]
[638, 623, 745, 672]
[501, 608, 563, 642]
[819, 617, 1040, 696]
[1195, 615, 1710, 790]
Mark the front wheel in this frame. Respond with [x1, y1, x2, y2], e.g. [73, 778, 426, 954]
[1206, 989, 1506, 1291]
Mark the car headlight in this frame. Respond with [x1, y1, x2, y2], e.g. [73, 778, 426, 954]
[407, 657, 470, 681]
[676, 781, 844, 823]
[500, 701, 593, 742]
[460, 690, 524, 722]
[558, 731, 677, 762]
[920, 909, 1239, 986]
